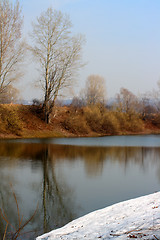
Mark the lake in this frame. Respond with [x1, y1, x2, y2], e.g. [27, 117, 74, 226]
[0, 135, 160, 239]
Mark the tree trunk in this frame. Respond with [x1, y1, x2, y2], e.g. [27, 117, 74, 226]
[45, 111, 50, 124]
[44, 102, 50, 124]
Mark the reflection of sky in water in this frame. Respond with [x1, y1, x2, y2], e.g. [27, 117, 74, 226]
[51, 135, 160, 147]
[7, 134, 160, 147]
[0, 137, 160, 239]
[55, 152, 160, 216]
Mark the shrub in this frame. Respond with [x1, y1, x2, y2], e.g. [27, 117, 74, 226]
[0, 105, 22, 135]
[114, 112, 130, 131]
[114, 112, 144, 133]
[30, 104, 44, 120]
[62, 114, 89, 134]
[0, 115, 6, 133]
[150, 114, 160, 128]
[101, 112, 120, 134]
[128, 114, 144, 132]
[84, 106, 102, 132]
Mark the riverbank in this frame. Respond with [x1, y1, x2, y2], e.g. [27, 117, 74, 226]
[0, 104, 160, 139]
[37, 191, 160, 240]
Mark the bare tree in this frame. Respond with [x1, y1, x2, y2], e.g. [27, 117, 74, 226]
[0, 84, 19, 103]
[30, 8, 85, 123]
[150, 80, 160, 112]
[71, 96, 85, 108]
[116, 88, 138, 114]
[0, 0, 25, 95]
[83, 75, 106, 105]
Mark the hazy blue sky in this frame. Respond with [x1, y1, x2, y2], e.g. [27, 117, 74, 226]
[15, 0, 160, 100]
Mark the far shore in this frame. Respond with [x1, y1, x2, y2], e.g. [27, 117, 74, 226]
[1, 131, 160, 140]
[1, 127, 160, 140]
[1, 104, 160, 140]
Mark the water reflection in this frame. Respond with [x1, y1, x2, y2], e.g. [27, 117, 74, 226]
[0, 143, 76, 239]
[0, 141, 160, 239]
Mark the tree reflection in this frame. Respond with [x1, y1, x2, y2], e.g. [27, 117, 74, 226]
[0, 143, 76, 239]
[41, 146, 75, 233]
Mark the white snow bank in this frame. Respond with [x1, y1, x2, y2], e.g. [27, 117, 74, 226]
[36, 192, 160, 239]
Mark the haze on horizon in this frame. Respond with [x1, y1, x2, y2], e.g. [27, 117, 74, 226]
[14, 0, 160, 101]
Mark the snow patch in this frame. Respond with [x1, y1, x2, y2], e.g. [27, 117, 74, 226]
[36, 192, 160, 239]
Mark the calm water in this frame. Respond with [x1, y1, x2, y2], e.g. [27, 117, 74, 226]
[0, 135, 160, 239]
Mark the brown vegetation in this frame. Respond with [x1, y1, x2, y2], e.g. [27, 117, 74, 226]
[0, 103, 160, 139]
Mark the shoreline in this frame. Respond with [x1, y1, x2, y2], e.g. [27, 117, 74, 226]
[1, 129, 160, 140]
[36, 191, 160, 240]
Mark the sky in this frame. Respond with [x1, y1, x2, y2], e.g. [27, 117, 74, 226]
[14, 0, 160, 100]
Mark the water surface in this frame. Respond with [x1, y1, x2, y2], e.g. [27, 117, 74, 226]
[0, 135, 160, 239]
[10, 134, 160, 146]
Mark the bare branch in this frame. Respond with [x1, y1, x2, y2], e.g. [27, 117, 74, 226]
[3, 223, 8, 240]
